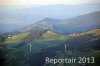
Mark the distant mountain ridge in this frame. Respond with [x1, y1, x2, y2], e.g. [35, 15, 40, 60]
[18, 11, 100, 34]
[0, 4, 100, 33]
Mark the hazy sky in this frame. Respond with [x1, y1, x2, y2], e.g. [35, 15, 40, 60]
[0, 0, 100, 6]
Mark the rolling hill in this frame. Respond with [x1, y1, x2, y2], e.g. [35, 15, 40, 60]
[1, 4, 100, 33]
[2, 28, 100, 66]
[4, 28, 100, 47]
[18, 11, 100, 34]
[0, 4, 100, 66]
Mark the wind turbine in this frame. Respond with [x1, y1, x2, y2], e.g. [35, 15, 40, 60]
[64, 43, 69, 66]
[29, 43, 32, 53]
[64, 43, 69, 53]
[50, 24, 53, 32]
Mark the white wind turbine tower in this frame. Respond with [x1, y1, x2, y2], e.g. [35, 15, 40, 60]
[64, 43, 69, 66]
[64, 43, 69, 53]
[29, 43, 32, 53]
[50, 24, 53, 32]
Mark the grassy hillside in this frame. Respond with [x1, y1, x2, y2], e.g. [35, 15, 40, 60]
[84, 29, 100, 36]
[42, 31, 69, 41]
[4, 33, 29, 44]
[1, 29, 100, 66]
[4, 29, 100, 45]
